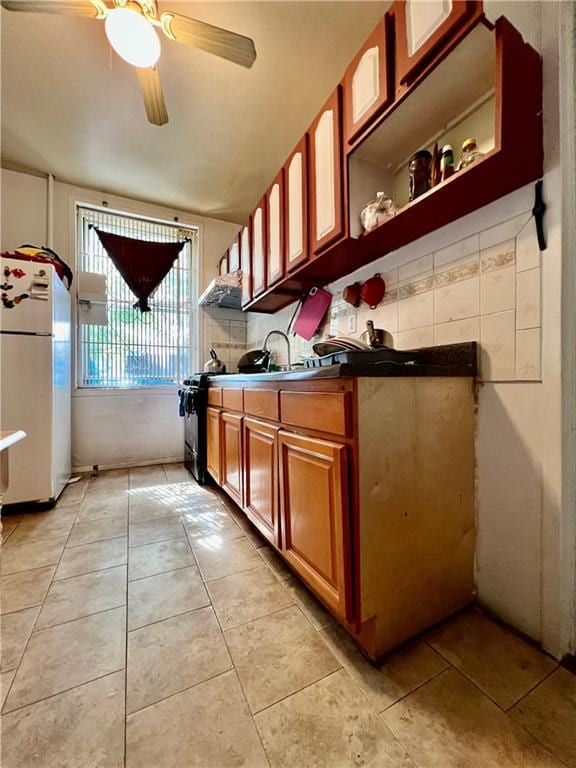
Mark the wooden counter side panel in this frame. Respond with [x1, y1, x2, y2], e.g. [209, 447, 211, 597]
[243, 389, 279, 421]
[357, 377, 475, 657]
[280, 391, 351, 436]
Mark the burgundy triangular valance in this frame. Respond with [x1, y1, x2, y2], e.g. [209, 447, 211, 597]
[94, 228, 187, 312]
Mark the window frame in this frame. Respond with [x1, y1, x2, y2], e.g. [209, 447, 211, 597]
[73, 199, 201, 394]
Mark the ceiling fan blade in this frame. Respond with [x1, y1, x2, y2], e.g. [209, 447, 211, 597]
[137, 66, 168, 126]
[1, 0, 107, 17]
[160, 12, 256, 69]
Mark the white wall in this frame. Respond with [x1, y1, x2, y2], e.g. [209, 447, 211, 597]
[1, 169, 239, 471]
[246, 1, 573, 658]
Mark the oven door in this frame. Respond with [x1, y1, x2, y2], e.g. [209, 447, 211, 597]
[183, 386, 208, 485]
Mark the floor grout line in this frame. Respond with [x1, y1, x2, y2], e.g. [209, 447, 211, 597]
[2, 486, 96, 714]
[2, 665, 126, 717]
[503, 664, 560, 711]
[208, 577, 272, 768]
[29, 604, 127, 635]
[125, 667, 235, 720]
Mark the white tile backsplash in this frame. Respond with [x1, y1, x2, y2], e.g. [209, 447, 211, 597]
[516, 220, 541, 272]
[434, 234, 479, 269]
[397, 326, 434, 349]
[398, 253, 433, 284]
[245, 208, 542, 382]
[480, 310, 516, 381]
[516, 268, 541, 330]
[398, 290, 434, 331]
[434, 276, 480, 325]
[480, 265, 516, 316]
[516, 328, 541, 380]
[434, 317, 480, 346]
[479, 213, 530, 250]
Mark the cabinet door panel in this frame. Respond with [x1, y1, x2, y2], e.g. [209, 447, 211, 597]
[244, 418, 280, 546]
[309, 88, 344, 254]
[251, 200, 267, 297]
[344, 17, 392, 145]
[218, 253, 229, 276]
[221, 412, 243, 506]
[267, 171, 285, 286]
[394, 0, 477, 85]
[207, 407, 221, 484]
[240, 223, 252, 307]
[228, 236, 240, 272]
[285, 136, 309, 272]
[279, 431, 351, 620]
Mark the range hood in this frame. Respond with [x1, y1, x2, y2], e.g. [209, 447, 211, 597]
[198, 270, 242, 309]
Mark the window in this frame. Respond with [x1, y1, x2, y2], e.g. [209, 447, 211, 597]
[76, 205, 198, 389]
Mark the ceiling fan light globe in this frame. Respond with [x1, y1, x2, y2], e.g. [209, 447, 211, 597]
[105, 7, 161, 68]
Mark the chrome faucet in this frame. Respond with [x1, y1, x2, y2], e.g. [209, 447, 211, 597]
[263, 330, 292, 371]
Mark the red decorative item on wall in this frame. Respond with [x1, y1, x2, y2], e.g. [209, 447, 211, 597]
[360, 274, 385, 309]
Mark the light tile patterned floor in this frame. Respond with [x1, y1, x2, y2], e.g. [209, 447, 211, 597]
[1, 464, 575, 768]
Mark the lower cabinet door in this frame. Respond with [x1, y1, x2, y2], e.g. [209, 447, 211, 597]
[243, 418, 280, 546]
[207, 407, 221, 484]
[221, 412, 243, 506]
[278, 430, 351, 620]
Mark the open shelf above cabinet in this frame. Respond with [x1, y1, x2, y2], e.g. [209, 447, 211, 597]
[244, 14, 542, 314]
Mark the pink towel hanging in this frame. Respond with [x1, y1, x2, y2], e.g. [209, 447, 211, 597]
[293, 287, 332, 341]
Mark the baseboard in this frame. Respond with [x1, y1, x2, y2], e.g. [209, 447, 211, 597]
[72, 457, 184, 474]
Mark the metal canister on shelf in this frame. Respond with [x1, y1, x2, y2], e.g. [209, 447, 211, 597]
[440, 144, 455, 182]
[409, 150, 432, 201]
[458, 138, 481, 170]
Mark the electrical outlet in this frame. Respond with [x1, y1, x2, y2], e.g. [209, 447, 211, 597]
[347, 314, 357, 333]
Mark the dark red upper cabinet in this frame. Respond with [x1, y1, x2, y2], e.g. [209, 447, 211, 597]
[394, 0, 481, 86]
[251, 196, 267, 298]
[284, 135, 309, 272]
[266, 169, 285, 287]
[309, 87, 344, 255]
[343, 16, 393, 146]
[240, 221, 252, 308]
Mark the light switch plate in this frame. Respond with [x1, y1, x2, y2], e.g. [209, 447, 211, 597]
[347, 314, 357, 333]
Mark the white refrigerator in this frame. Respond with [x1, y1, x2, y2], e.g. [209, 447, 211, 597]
[1, 257, 71, 504]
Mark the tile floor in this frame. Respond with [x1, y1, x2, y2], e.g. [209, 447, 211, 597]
[1, 464, 575, 768]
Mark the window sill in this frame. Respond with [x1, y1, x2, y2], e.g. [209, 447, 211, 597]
[73, 387, 179, 398]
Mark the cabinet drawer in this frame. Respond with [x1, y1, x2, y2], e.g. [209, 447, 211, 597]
[207, 388, 222, 407]
[280, 391, 351, 436]
[222, 388, 243, 411]
[243, 389, 279, 421]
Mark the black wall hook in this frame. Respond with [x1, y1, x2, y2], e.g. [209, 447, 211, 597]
[532, 180, 547, 251]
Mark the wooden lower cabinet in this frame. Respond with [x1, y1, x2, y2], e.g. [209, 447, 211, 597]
[206, 407, 221, 484]
[221, 412, 243, 506]
[278, 430, 351, 621]
[206, 375, 476, 661]
[243, 418, 280, 546]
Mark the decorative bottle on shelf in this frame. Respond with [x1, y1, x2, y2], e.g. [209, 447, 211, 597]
[457, 138, 482, 171]
[408, 150, 432, 201]
[440, 144, 455, 181]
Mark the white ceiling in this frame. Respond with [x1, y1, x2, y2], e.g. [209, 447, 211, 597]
[1, 1, 388, 223]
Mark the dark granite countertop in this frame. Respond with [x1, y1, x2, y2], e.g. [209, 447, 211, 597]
[209, 342, 477, 383]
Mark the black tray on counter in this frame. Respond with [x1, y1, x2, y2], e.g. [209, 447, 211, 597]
[303, 346, 419, 368]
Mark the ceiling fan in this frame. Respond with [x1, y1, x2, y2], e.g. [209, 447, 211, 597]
[1, 0, 257, 126]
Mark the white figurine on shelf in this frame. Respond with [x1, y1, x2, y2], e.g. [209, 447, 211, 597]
[360, 192, 397, 233]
